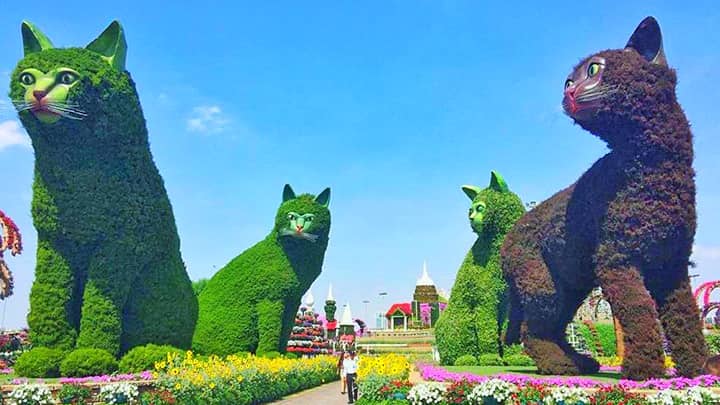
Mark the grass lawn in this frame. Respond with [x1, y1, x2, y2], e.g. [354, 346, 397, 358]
[443, 365, 622, 384]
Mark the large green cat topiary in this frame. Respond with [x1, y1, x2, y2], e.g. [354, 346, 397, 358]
[9, 21, 197, 355]
[435, 171, 524, 365]
[193, 184, 331, 356]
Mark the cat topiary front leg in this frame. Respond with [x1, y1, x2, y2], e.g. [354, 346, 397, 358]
[27, 239, 78, 351]
[76, 242, 136, 356]
[256, 300, 285, 354]
[75, 280, 122, 355]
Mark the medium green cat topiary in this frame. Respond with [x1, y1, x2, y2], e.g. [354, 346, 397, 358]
[193, 184, 331, 356]
[435, 171, 524, 365]
[9, 21, 197, 355]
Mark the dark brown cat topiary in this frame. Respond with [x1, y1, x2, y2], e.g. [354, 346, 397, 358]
[501, 17, 707, 380]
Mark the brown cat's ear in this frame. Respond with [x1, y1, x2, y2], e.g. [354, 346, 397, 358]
[625, 16, 667, 66]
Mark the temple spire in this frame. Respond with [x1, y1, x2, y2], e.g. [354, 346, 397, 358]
[417, 260, 434, 286]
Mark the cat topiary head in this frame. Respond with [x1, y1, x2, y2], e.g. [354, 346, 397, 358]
[462, 171, 524, 237]
[562, 17, 679, 150]
[275, 184, 331, 245]
[9, 21, 132, 130]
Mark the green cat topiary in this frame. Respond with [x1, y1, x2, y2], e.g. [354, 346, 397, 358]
[193, 184, 331, 356]
[9, 21, 197, 355]
[434, 171, 524, 365]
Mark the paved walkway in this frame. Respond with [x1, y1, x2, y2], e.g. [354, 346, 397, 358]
[270, 380, 351, 405]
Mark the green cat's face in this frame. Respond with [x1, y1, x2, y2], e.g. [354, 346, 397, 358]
[462, 171, 510, 235]
[275, 184, 331, 244]
[9, 21, 127, 125]
[15, 67, 82, 124]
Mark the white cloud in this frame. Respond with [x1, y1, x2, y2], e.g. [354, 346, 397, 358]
[0, 120, 30, 151]
[186, 105, 230, 134]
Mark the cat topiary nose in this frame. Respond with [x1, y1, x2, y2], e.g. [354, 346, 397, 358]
[33, 90, 47, 101]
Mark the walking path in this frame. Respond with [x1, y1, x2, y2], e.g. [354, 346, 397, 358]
[270, 368, 424, 404]
[270, 380, 350, 405]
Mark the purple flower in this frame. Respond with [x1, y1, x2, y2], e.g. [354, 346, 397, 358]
[416, 363, 720, 390]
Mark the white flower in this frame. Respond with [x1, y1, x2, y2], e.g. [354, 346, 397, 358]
[8, 383, 53, 404]
[467, 378, 519, 404]
[541, 386, 589, 405]
[98, 382, 140, 404]
[407, 382, 446, 405]
[647, 387, 720, 405]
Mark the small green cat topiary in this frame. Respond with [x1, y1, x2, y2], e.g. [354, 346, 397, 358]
[193, 184, 331, 355]
[435, 171, 524, 365]
[9, 21, 197, 355]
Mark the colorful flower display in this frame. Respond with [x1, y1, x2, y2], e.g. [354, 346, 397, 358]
[153, 351, 338, 404]
[358, 354, 411, 381]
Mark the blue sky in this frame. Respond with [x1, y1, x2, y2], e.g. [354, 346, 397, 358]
[0, 2, 718, 329]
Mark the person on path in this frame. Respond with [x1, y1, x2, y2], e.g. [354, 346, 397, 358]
[343, 351, 359, 403]
[337, 350, 347, 394]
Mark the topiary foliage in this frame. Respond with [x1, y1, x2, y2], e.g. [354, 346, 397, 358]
[118, 343, 184, 373]
[8, 21, 197, 355]
[435, 171, 525, 365]
[453, 354, 478, 367]
[60, 348, 118, 377]
[14, 346, 65, 378]
[501, 17, 707, 380]
[193, 184, 331, 356]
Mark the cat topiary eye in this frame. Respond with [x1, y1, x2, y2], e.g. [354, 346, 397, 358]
[19, 72, 35, 85]
[564, 79, 573, 89]
[587, 63, 600, 77]
[58, 71, 78, 85]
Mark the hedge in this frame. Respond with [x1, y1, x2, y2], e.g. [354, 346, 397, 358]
[119, 344, 184, 373]
[435, 172, 524, 365]
[14, 347, 66, 378]
[11, 21, 197, 356]
[193, 185, 331, 355]
[60, 348, 118, 377]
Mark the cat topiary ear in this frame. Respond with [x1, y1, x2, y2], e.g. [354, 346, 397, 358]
[461, 185, 482, 201]
[489, 171, 509, 193]
[282, 184, 296, 202]
[314, 188, 331, 207]
[21, 21, 54, 55]
[625, 16, 667, 66]
[86, 20, 127, 71]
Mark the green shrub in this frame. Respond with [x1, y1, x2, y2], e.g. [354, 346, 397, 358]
[705, 333, 720, 355]
[477, 353, 504, 366]
[504, 354, 535, 366]
[14, 347, 65, 377]
[356, 374, 393, 402]
[503, 344, 525, 357]
[284, 352, 298, 359]
[453, 354, 478, 366]
[58, 383, 92, 405]
[60, 348, 118, 377]
[119, 344, 184, 373]
[595, 323, 617, 357]
[259, 351, 281, 359]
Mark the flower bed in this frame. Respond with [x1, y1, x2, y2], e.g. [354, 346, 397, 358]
[362, 378, 720, 404]
[153, 351, 338, 404]
[418, 363, 720, 390]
